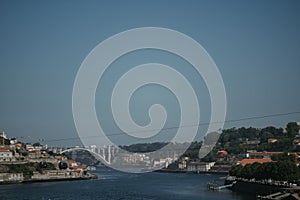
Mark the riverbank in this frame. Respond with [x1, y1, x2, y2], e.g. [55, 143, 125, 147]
[225, 176, 300, 199]
[0, 171, 97, 185]
[155, 168, 229, 174]
[23, 172, 97, 183]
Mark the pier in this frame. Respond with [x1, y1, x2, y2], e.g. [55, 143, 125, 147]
[207, 181, 236, 190]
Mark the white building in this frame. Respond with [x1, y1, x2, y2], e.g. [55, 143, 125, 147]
[25, 144, 34, 151]
[0, 149, 13, 161]
[0, 173, 23, 183]
[187, 162, 215, 172]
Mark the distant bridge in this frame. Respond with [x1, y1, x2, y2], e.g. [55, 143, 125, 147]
[60, 147, 110, 165]
[47, 146, 115, 165]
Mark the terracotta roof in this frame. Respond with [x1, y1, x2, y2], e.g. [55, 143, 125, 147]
[248, 151, 283, 156]
[239, 158, 272, 166]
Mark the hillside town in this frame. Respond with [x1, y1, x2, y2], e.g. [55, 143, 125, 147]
[0, 131, 95, 184]
[168, 122, 300, 174]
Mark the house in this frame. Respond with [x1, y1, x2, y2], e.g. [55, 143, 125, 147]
[187, 162, 215, 172]
[33, 143, 43, 151]
[25, 144, 34, 151]
[28, 150, 41, 159]
[68, 160, 78, 168]
[217, 150, 228, 157]
[15, 143, 22, 149]
[153, 158, 173, 168]
[178, 160, 187, 169]
[0, 148, 13, 161]
[238, 158, 272, 166]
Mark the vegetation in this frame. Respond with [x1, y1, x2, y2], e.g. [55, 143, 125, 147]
[119, 122, 300, 163]
[3, 162, 56, 176]
[119, 141, 202, 160]
[36, 162, 56, 173]
[62, 150, 100, 166]
[203, 122, 300, 161]
[0, 136, 10, 145]
[181, 141, 202, 159]
[58, 161, 68, 170]
[230, 153, 300, 182]
[120, 142, 168, 153]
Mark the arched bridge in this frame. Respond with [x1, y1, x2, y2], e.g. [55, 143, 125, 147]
[60, 147, 111, 165]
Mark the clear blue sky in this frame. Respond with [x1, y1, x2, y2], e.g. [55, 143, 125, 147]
[0, 0, 299, 146]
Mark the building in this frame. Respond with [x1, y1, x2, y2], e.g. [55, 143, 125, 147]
[25, 144, 34, 151]
[15, 143, 22, 149]
[187, 162, 215, 172]
[246, 151, 283, 159]
[28, 150, 42, 159]
[238, 158, 272, 166]
[209, 164, 232, 173]
[0, 148, 13, 161]
[244, 139, 260, 145]
[68, 160, 78, 168]
[0, 173, 23, 183]
[153, 158, 173, 168]
[0, 131, 7, 139]
[217, 150, 228, 157]
[178, 160, 187, 169]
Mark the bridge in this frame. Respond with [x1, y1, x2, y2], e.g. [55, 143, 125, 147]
[60, 147, 111, 165]
[47, 145, 116, 165]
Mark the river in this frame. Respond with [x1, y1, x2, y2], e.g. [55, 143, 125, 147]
[0, 168, 252, 200]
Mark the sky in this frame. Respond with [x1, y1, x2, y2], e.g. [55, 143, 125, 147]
[0, 0, 299, 146]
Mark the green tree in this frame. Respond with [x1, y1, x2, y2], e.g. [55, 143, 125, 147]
[286, 122, 300, 137]
[229, 165, 243, 177]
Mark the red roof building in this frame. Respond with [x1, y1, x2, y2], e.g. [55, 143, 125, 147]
[238, 158, 272, 166]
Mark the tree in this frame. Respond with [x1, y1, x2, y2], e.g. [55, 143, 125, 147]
[58, 162, 68, 169]
[0, 137, 10, 145]
[230, 158, 300, 182]
[229, 165, 243, 177]
[271, 153, 296, 163]
[286, 122, 300, 137]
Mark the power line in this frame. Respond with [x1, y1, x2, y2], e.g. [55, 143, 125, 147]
[44, 110, 300, 143]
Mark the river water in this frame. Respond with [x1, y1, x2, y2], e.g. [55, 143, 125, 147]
[0, 168, 252, 200]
